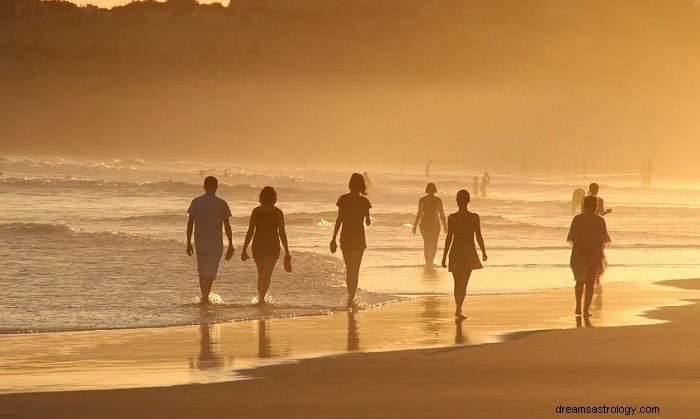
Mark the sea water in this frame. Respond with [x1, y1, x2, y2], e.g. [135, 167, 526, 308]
[1, 156, 698, 333]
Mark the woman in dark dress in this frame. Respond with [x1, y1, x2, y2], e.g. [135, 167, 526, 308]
[241, 186, 290, 304]
[413, 182, 447, 266]
[441, 190, 487, 320]
[330, 173, 372, 307]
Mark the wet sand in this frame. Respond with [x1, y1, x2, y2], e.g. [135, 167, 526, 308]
[1, 279, 699, 417]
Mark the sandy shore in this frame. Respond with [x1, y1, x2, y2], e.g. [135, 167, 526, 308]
[1, 279, 699, 418]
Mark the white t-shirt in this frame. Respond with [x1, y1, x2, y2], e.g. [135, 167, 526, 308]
[187, 193, 232, 253]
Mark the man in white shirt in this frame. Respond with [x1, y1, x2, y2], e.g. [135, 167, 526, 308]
[187, 176, 234, 304]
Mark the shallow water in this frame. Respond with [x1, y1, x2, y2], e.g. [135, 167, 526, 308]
[1, 156, 699, 332]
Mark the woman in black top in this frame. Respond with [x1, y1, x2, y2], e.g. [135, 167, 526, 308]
[330, 173, 372, 307]
[412, 182, 447, 267]
[241, 186, 290, 304]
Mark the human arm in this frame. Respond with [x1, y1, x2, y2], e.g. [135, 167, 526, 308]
[224, 218, 234, 260]
[441, 216, 453, 268]
[474, 214, 487, 261]
[438, 199, 447, 233]
[413, 199, 423, 234]
[365, 200, 372, 226]
[600, 198, 612, 215]
[186, 214, 194, 256]
[241, 209, 255, 261]
[331, 206, 342, 254]
[278, 209, 290, 258]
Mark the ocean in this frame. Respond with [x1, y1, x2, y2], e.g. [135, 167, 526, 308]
[1, 156, 699, 333]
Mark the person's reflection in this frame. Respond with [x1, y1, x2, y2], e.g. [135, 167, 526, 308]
[575, 316, 593, 328]
[347, 312, 360, 351]
[455, 318, 469, 345]
[420, 296, 442, 336]
[190, 324, 224, 370]
[258, 319, 273, 358]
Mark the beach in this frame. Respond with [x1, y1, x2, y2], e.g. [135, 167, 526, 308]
[1, 278, 699, 417]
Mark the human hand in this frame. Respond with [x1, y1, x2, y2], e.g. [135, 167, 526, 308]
[606, 209, 612, 214]
[240, 249, 249, 261]
[186, 243, 194, 257]
[412, 225, 417, 234]
[225, 244, 235, 261]
[441, 258, 447, 268]
[482, 253, 488, 262]
[330, 240, 337, 254]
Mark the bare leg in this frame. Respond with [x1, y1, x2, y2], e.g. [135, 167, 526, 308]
[342, 248, 364, 305]
[452, 270, 472, 319]
[574, 282, 584, 315]
[200, 277, 214, 304]
[254, 257, 277, 303]
[583, 281, 595, 316]
[426, 229, 439, 266]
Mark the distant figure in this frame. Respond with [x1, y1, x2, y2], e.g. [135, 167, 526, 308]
[330, 173, 372, 307]
[425, 160, 432, 177]
[584, 183, 612, 216]
[241, 186, 291, 304]
[472, 176, 479, 197]
[186, 176, 234, 304]
[362, 172, 373, 193]
[480, 172, 491, 198]
[571, 188, 586, 213]
[567, 195, 611, 317]
[412, 183, 447, 266]
[441, 190, 487, 320]
[641, 160, 653, 188]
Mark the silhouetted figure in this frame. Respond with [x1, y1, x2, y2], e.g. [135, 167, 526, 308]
[425, 160, 432, 177]
[413, 183, 447, 266]
[241, 186, 291, 304]
[571, 188, 586, 213]
[362, 172, 373, 193]
[331, 173, 372, 307]
[480, 172, 491, 198]
[641, 160, 653, 188]
[441, 190, 487, 320]
[186, 176, 234, 304]
[472, 176, 479, 197]
[584, 183, 612, 216]
[568, 195, 611, 317]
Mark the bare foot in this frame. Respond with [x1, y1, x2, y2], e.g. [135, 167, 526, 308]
[575, 308, 582, 316]
[455, 312, 467, 320]
[584, 312, 593, 318]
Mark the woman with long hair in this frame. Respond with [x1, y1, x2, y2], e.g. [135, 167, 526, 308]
[441, 189, 487, 320]
[330, 173, 372, 307]
[412, 182, 447, 266]
[241, 186, 290, 304]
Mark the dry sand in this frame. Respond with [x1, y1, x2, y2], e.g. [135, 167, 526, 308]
[1, 279, 698, 418]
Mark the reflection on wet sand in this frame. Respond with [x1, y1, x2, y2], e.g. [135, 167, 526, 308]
[576, 316, 593, 328]
[189, 324, 225, 370]
[258, 320, 273, 358]
[347, 312, 360, 351]
[455, 319, 468, 345]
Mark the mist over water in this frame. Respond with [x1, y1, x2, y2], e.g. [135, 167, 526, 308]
[1, 156, 699, 333]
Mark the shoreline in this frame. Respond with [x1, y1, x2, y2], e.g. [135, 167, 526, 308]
[1, 279, 698, 397]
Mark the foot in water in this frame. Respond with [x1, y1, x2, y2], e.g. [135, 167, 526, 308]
[455, 312, 467, 321]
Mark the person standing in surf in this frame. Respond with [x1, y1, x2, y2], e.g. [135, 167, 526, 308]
[330, 173, 372, 307]
[413, 182, 447, 267]
[240, 186, 291, 305]
[568, 195, 611, 317]
[441, 189, 487, 320]
[186, 176, 234, 304]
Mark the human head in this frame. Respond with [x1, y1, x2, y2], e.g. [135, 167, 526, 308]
[456, 189, 470, 208]
[588, 183, 599, 195]
[583, 195, 598, 213]
[425, 182, 437, 194]
[259, 186, 277, 205]
[203, 176, 218, 194]
[349, 173, 368, 195]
